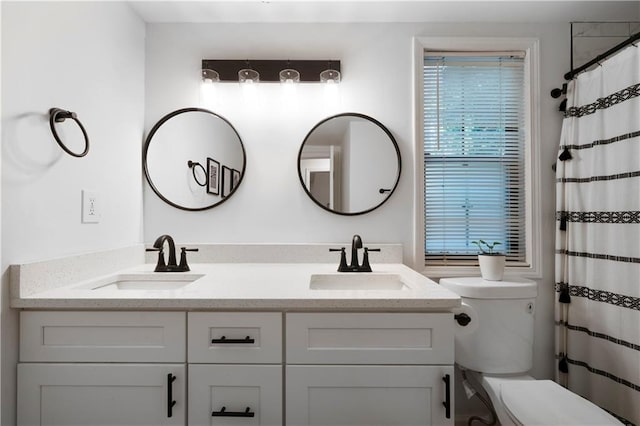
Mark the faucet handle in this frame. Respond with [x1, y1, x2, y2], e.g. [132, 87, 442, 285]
[329, 247, 349, 272]
[178, 247, 199, 272]
[361, 247, 381, 273]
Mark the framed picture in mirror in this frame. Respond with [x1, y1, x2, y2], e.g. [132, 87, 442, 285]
[232, 169, 241, 191]
[221, 165, 232, 198]
[206, 157, 220, 195]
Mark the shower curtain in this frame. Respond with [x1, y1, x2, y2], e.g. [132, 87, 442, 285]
[555, 43, 639, 426]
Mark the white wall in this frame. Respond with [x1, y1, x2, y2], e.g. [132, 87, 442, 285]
[0, 2, 145, 423]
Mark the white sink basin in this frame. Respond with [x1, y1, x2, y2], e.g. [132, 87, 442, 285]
[309, 273, 409, 291]
[86, 274, 204, 291]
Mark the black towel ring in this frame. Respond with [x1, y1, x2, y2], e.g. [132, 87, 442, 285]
[49, 108, 89, 158]
[187, 160, 207, 187]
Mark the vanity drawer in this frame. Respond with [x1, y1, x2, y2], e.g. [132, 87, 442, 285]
[286, 313, 453, 365]
[188, 312, 282, 363]
[189, 364, 282, 425]
[20, 311, 186, 362]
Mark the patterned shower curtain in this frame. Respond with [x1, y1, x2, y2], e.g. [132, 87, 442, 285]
[555, 43, 639, 426]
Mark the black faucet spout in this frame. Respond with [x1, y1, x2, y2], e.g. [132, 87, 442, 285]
[350, 234, 363, 269]
[153, 234, 177, 268]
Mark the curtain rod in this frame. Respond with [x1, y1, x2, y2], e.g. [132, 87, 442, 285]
[564, 31, 640, 80]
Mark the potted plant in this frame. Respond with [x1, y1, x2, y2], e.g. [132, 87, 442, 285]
[472, 240, 506, 281]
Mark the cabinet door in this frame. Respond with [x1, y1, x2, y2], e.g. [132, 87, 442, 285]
[287, 365, 454, 426]
[189, 364, 282, 426]
[18, 363, 185, 426]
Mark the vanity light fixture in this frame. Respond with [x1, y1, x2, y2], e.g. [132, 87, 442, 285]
[201, 69, 220, 84]
[320, 61, 341, 84]
[202, 59, 341, 83]
[238, 68, 260, 84]
[200, 69, 219, 107]
[238, 60, 259, 84]
[279, 68, 300, 84]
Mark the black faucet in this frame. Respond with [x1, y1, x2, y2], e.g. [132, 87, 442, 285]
[146, 234, 198, 272]
[350, 234, 363, 270]
[330, 234, 381, 272]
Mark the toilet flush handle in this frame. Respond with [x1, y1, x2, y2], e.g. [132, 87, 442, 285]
[454, 312, 472, 326]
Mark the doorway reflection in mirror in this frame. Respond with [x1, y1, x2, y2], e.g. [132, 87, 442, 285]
[298, 113, 400, 216]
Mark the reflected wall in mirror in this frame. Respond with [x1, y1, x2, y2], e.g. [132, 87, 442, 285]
[298, 113, 401, 215]
[143, 108, 246, 211]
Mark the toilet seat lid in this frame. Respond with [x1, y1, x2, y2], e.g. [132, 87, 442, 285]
[500, 380, 622, 425]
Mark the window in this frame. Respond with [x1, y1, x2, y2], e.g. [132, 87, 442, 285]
[424, 53, 526, 266]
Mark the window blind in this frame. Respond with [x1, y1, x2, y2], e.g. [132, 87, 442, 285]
[423, 54, 526, 265]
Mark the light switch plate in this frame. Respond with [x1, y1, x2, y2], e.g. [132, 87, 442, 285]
[82, 190, 100, 223]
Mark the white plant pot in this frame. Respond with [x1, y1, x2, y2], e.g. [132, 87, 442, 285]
[478, 255, 506, 281]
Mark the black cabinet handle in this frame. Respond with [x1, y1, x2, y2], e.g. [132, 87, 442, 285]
[443, 374, 451, 419]
[167, 373, 177, 418]
[212, 406, 255, 417]
[211, 335, 255, 344]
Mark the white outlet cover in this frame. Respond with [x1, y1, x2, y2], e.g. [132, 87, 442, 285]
[82, 190, 100, 223]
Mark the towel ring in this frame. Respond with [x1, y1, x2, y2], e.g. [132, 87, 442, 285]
[187, 160, 207, 187]
[49, 108, 89, 158]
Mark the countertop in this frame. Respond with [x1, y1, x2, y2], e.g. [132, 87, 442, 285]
[12, 262, 461, 311]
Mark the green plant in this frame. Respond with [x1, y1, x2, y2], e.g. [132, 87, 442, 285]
[471, 240, 503, 255]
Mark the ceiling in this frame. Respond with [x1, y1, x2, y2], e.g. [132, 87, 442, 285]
[129, 1, 640, 24]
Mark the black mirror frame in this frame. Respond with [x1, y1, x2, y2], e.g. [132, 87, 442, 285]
[143, 107, 247, 212]
[297, 112, 401, 216]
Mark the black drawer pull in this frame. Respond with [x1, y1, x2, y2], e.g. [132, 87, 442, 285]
[212, 406, 255, 417]
[211, 336, 255, 344]
[167, 373, 177, 418]
[443, 374, 451, 419]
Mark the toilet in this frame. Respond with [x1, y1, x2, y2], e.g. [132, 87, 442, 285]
[439, 277, 622, 426]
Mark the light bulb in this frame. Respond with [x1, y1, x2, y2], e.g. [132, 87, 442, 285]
[279, 68, 300, 84]
[239, 68, 259, 84]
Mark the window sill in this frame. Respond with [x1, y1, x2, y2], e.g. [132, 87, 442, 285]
[421, 264, 541, 280]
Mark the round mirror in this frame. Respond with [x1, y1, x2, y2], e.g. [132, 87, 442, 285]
[143, 108, 246, 211]
[298, 113, 401, 215]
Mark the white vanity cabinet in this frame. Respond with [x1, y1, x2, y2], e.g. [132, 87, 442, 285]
[187, 312, 283, 426]
[17, 311, 187, 426]
[285, 313, 455, 426]
[17, 311, 454, 426]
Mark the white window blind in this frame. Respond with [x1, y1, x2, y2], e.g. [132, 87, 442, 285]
[424, 54, 526, 265]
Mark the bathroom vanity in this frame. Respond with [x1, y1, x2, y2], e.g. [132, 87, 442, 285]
[11, 245, 460, 426]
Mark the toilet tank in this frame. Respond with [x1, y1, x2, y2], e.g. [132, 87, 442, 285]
[439, 277, 537, 374]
